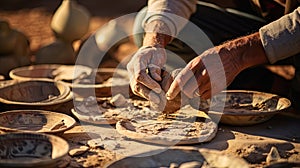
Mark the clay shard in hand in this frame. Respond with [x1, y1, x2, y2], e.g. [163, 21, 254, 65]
[151, 69, 188, 113]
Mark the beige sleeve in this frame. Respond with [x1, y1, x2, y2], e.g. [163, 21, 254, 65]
[259, 7, 300, 64]
[143, 0, 198, 36]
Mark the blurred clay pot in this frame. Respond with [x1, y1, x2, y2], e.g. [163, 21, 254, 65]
[0, 80, 72, 113]
[34, 39, 75, 64]
[51, 0, 90, 42]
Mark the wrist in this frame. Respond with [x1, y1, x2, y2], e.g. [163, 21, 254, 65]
[143, 32, 171, 48]
[240, 32, 268, 68]
[143, 20, 172, 47]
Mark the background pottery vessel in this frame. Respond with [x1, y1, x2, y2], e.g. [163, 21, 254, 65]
[50, 0, 91, 43]
[0, 20, 31, 77]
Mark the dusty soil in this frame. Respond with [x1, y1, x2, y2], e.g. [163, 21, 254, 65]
[1, 1, 300, 168]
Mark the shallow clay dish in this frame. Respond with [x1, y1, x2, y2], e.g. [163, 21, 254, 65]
[207, 90, 291, 126]
[0, 132, 69, 168]
[0, 110, 76, 134]
[106, 146, 249, 168]
[0, 80, 72, 111]
[9, 64, 92, 81]
[115, 105, 218, 145]
[10, 65, 130, 97]
[69, 68, 130, 97]
[71, 95, 160, 125]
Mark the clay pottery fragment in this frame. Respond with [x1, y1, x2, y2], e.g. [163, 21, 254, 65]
[266, 146, 281, 165]
[68, 146, 89, 156]
[51, 0, 90, 42]
[152, 68, 188, 113]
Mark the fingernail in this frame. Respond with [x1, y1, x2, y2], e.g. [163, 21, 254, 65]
[166, 93, 172, 100]
[153, 87, 161, 93]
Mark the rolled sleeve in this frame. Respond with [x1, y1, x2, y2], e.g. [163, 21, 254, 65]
[143, 0, 198, 36]
[259, 7, 300, 64]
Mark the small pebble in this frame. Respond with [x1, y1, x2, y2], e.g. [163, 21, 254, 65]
[69, 146, 89, 156]
[110, 94, 128, 107]
[266, 146, 281, 165]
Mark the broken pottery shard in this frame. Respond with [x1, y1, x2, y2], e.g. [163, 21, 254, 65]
[68, 146, 89, 156]
[87, 138, 103, 148]
[154, 68, 187, 113]
[110, 93, 128, 107]
[266, 146, 281, 165]
[50, 119, 66, 130]
[87, 138, 120, 150]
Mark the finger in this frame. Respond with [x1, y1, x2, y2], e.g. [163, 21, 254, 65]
[130, 81, 160, 104]
[183, 69, 209, 98]
[148, 64, 162, 81]
[134, 65, 161, 93]
[160, 69, 172, 92]
[181, 75, 200, 98]
[126, 62, 135, 77]
[166, 68, 194, 100]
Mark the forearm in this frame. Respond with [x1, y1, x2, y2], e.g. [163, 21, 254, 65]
[216, 32, 269, 72]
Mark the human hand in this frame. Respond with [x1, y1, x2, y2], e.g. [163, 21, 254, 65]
[166, 47, 242, 100]
[156, 68, 190, 113]
[166, 32, 268, 100]
[127, 46, 167, 103]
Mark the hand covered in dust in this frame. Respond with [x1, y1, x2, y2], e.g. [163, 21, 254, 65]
[151, 68, 189, 113]
[166, 47, 242, 100]
[127, 46, 167, 103]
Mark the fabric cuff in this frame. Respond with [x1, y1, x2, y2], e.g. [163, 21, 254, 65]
[259, 8, 300, 64]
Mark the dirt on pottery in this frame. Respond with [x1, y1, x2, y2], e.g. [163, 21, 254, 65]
[1, 1, 300, 168]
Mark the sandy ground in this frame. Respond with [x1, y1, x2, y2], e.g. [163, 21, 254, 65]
[1, 1, 300, 168]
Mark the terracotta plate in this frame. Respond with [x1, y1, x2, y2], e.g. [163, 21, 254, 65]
[9, 64, 130, 97]
[0, 132, 69, 168]
[71, 95, 161, 125]
[192, 90, 291, 126]
[9, 64, 92, 81]
[115, 105, 218, 145]
[0, 79, 71, 106]
[0, 110, 76, 134]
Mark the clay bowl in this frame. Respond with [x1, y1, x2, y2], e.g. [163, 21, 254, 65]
[0, 80, 72, 111]
[9, 64, 92, 81]
[206, 90, 291, 126]
[0, 132, 69, 168]
[106, 146, 249, 168]
[10, 65, 130, 97]
[67, 68, 130, 97]
[0, 110, 76, 135]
